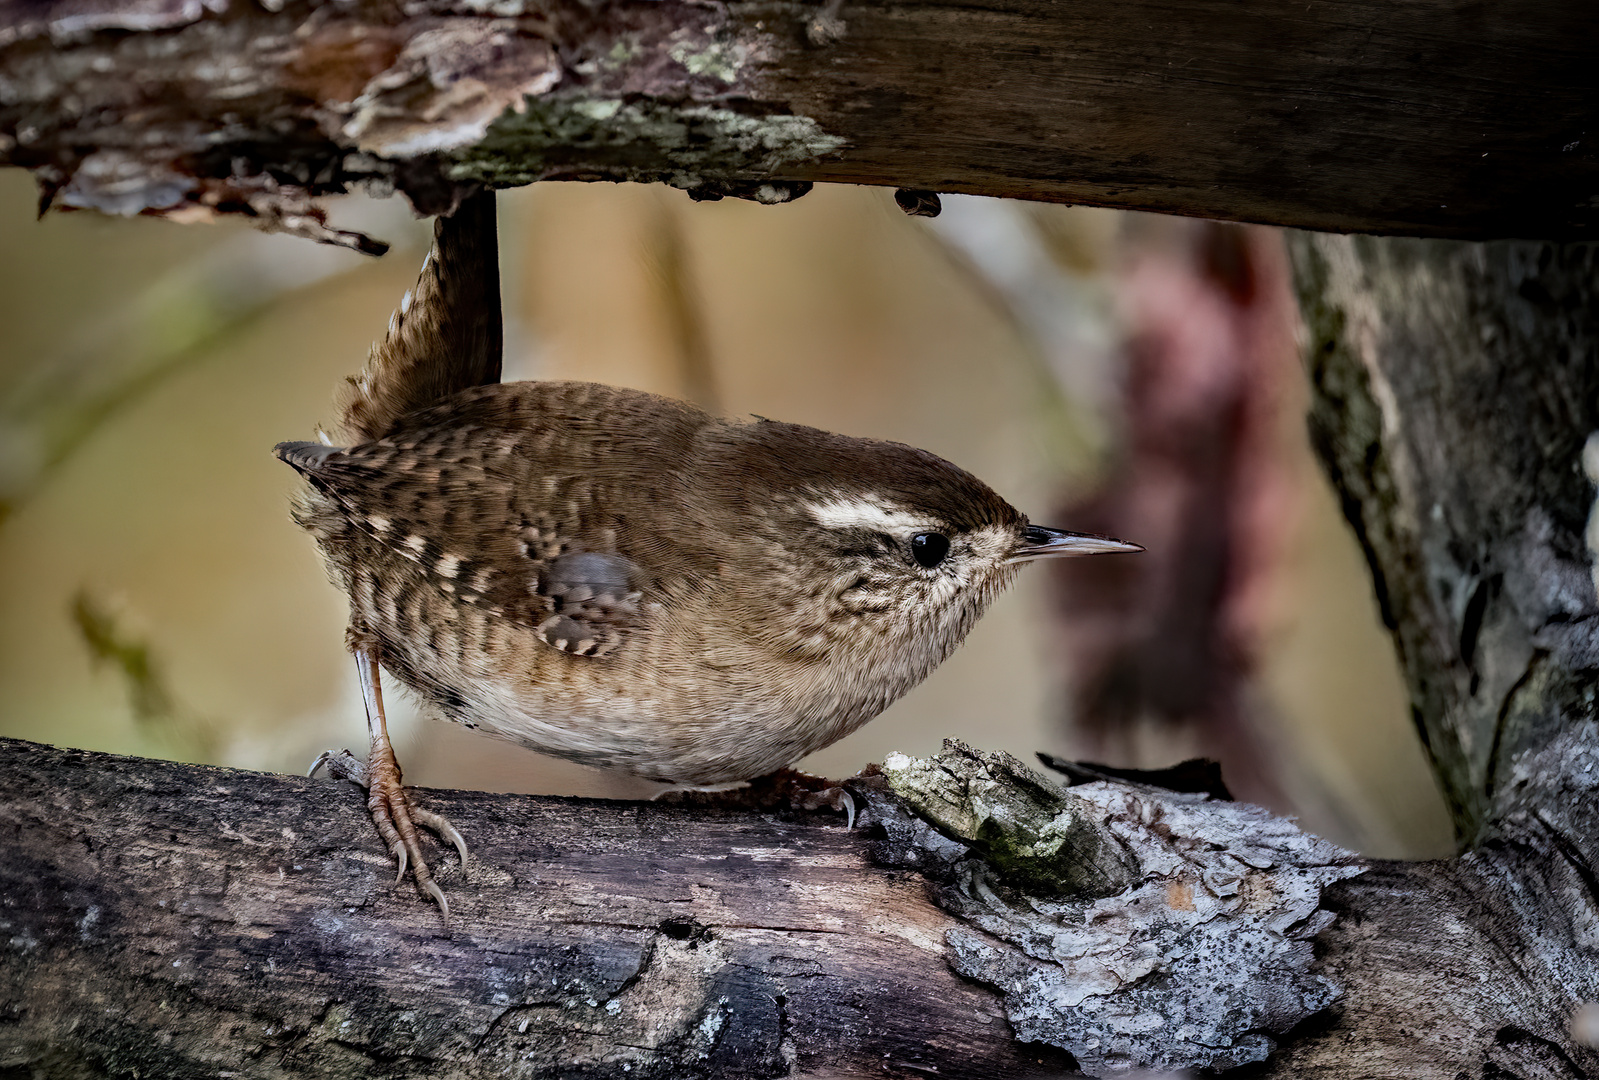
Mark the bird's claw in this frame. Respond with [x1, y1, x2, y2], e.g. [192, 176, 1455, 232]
[308, 748, 366, 783]
[793, 784, 857, 829]
[308, 744, 468, 916]
[412, 804, 471, 874]
[392, 839, 408, 883]
[423, 878, 449, 919]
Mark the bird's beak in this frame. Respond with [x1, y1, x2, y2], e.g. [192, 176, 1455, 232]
[1009, 525, 1144, 563]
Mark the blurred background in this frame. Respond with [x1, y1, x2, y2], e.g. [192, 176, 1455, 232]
[0, 173, 1453, 858]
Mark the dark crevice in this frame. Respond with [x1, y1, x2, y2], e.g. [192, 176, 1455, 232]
[1491, 1024, 1591, 1080]
[1483, 649, 1548, 815]
[1534, 811, 1599, 913]
[1459, 573, 1494, 675]
[658, 916, 710, 943]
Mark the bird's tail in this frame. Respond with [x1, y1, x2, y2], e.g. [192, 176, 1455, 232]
[335, 189, 503, 443]
[272, 440, 341, 473]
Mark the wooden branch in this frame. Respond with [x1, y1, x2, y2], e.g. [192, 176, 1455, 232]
[4, 738, 1066, 1079]
[5, 736, 1597, 1078]
[1, 0, 1596, 247]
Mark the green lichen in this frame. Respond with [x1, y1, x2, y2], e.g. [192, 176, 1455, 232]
[881, 741, 1138, 898]
[448, 94, 846, 191]
[668, 39, 743, 84]
[570, 99, 623, 123]
[603, 36, 642, 70]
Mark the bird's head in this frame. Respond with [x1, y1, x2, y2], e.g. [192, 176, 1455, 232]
[699, 419, 1141, 671]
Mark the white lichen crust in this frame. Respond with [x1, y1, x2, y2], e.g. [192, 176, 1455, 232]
[864, 743, 1364, 1076]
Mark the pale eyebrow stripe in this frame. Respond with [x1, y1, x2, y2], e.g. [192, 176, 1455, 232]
[804, 496, 939, 534]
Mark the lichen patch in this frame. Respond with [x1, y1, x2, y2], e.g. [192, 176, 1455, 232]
[448, 94, 846, 192]
[860, 742, 1365, 1076]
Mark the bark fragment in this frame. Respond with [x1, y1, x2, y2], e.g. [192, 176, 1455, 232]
[862, 742, 1362, 1076]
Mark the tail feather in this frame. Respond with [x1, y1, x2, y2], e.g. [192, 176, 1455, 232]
[336, 189, 503, 443]
[274, 440, 343, 473]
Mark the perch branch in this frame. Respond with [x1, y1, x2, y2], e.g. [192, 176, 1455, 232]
[3, 736, 1596, 1078]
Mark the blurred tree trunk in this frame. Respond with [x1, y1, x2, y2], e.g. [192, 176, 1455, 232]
[1046, 220, 1305, 816]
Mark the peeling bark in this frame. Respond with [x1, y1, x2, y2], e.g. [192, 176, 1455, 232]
[4, 736, 1597, 1078]
[865, 745, 1362, 1075]
[1, 0, 1597, 248]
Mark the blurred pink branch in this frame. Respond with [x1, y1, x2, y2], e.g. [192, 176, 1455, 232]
[1050, 222, 1300, 807]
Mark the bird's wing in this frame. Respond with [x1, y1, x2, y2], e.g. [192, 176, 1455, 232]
[336, 189, 503, 444]
[276, 423, 653, 659]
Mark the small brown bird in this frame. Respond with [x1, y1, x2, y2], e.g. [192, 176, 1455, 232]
[277, 191, 1140, 914]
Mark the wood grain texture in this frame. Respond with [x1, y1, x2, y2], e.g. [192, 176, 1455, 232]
[0, 0, 1594, 244]
[0, 738, 1073, 1079]
[759, 0, 1599, 238]
[4, 737, 1597, 1078]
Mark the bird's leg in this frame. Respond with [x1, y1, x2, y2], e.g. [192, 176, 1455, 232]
[311, 648, 468, 917]
[354, 649, 469, 913]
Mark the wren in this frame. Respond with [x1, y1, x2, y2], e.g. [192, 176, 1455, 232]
[276, 191, 1140, 914]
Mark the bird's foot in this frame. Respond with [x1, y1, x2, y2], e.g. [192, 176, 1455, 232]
[655, 767, 856, 828]
[309, 748, 469, 918]
[767, 769, 856, 829]
[787, 780, 857, 830]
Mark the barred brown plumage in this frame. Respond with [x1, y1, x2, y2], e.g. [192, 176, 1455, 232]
[276, 189, 1141, 916]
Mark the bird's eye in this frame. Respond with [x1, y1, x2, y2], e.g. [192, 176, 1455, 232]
[910, 532, 951, 568]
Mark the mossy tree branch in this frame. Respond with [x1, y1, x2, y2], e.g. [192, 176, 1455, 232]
[1, 0, 1596, 248]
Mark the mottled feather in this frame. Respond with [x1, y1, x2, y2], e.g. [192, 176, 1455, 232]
[274, 190, 1134, 790]
[336, 189, 502, 444]
[276, 382, 719, 658]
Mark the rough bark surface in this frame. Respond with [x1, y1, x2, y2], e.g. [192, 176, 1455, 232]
[1, 0, 1596, 248]
[1288, 235, 1599, 843]
[1274, 230, 1599, 1076]
[866, 746, 1363, 1076]
[4, 736, 1598, 1079]
[1, 738, 1075, 1080]
[1267, 721, 1599, 1079]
